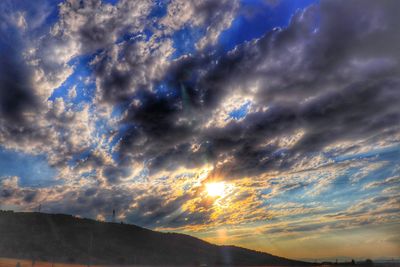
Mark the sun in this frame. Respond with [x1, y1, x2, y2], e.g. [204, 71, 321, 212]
[206, 181, 227, 197]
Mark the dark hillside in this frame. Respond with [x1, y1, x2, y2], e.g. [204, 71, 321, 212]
[0, 211, 310, 266]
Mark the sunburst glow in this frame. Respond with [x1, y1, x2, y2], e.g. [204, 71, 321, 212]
[206, 181, 227, 197]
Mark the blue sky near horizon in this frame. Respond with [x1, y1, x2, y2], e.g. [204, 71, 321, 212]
[0, 0, 399, 261]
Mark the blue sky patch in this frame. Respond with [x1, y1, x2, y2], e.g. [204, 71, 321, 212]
[0, 148, 58, 188]
[218, 0, 319, 52]
[228, 101, 251, 120]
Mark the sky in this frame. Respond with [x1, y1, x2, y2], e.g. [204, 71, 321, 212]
[0, 0, 399, 261]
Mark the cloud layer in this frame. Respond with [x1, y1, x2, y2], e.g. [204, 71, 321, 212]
[0, 0, 399, 259]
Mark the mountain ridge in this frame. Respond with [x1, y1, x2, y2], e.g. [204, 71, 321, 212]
[0, 210, 311, 266]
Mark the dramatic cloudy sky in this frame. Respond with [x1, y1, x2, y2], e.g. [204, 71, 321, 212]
[1, 0, 399, 261]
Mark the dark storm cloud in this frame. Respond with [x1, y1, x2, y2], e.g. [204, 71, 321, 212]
[209, 78, 399, 178]
[116, 90, 200, 172]
[0, 50, 36, 122]
[0, 1, 83, 160]
[54, 0, 152, 53]
[107, 0, 400, 180]
[0, 2, 60, 160]
[0, 5, 38, 123]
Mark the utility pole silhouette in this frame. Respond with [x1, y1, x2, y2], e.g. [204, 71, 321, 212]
[38, 204, 41, 213]
[112, 209, 115, 223]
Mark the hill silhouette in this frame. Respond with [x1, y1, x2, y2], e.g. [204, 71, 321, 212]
[0, 210, 310, 266]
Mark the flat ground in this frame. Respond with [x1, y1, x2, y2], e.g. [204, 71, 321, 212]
[0, 259, 199, 267]
[0, 258, 92, 267]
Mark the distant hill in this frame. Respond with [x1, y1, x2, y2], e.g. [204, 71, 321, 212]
[0, 211, 310, 266]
